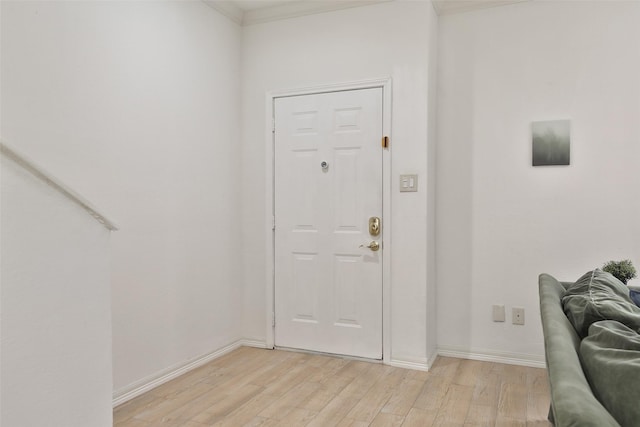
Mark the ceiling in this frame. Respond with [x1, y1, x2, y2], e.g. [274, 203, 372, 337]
[206, 0, 530, 26]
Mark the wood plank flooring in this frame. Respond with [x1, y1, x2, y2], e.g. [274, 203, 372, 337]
[114, 347, 552, 427]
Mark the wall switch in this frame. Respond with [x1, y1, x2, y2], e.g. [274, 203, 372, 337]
[492, 305, 505, 322]
[400, 174, 418, 192]
[512, 307, 525, 325]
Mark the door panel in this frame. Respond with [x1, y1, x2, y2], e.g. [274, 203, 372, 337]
[292, 252, 318, 323]
[274, 87, 383, 359]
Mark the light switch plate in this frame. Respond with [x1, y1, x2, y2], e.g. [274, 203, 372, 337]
[400, 174, 418, 192]
[492, 304, 505, 322]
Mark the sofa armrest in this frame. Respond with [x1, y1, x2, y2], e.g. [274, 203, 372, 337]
[539, 273, 621, 427]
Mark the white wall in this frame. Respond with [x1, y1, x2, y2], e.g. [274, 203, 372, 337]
[437, 0, 640, 362]
[1, 153, 113, 427]
[241, 1, 438, 367]
[1, 1, 243, 393]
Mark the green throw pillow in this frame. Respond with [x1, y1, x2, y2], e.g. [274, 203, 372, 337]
[580, 320, 640, 427]
[562, 269, 640, 338]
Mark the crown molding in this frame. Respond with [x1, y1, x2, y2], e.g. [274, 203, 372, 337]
[203, 0, 244, 25]
[432, 0, 530, 16]
[242, 0, 392, 26]
[206, 0, 530, 26]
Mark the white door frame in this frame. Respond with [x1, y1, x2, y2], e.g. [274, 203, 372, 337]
[265, 77, 392, 362]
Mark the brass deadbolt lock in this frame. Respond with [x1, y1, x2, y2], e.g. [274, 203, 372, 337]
[369, 217, 381, 236]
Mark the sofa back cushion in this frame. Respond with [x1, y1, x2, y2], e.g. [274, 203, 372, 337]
[580, 320, 640, 427]
[562, 270, 640, 338]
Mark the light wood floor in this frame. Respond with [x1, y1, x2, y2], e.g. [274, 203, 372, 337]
[114, 347, 552, 427]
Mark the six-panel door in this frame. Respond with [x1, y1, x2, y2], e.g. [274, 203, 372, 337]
[274, 88, 383, 359]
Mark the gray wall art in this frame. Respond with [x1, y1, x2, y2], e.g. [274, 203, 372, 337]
[532, 120, 570, 166]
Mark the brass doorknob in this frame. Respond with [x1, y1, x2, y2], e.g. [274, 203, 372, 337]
[359, 241, 380, 251]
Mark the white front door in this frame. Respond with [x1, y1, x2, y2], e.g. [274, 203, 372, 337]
[274, 88, 383, 359]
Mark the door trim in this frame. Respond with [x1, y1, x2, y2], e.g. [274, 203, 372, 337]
[265, 78, 392, 362]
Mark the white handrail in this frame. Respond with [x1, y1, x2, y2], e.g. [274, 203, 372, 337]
[1, 141, 119, 231]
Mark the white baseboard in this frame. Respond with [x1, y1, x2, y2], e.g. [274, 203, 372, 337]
[113, 340, 243, 407]
[437, 345, 546, 368]
[427, 349, 439, 369]
[387, 355, 430, 372]
[240, 339, 270, 349]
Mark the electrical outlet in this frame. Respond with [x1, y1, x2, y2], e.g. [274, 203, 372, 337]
[492, 305, 505, 322]
[513, 307, 525, 325]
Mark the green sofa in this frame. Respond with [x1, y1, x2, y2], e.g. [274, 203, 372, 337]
[539, 272, 640, 427]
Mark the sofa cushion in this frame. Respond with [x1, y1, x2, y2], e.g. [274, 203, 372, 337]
[580, 320, 640, 427]
[562, 270, 640, 338]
